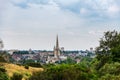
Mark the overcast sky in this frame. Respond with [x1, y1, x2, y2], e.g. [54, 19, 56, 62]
[0, 0, 120, 50]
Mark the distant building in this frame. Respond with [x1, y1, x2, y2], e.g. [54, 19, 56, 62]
[47, 35, 67, 63]
[53, 35, 60, 59]
[61, 47, 64, 52]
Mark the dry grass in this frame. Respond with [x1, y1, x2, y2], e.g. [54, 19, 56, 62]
[0, 62, 43, 80]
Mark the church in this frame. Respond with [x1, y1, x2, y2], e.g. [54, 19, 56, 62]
[53, 35, 60, 59]
[46, 35, 67, 64]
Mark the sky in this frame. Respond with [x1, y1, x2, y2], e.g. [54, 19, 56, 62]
[0, 0, 120, 50]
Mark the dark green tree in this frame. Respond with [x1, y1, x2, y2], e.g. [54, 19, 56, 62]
[11, 73, 23, 80]
[96, 30, 120, 52]
[0, 67, 9, 80]
[95, 30, 120, 70]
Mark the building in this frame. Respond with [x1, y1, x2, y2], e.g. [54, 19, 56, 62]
[53, 35, 60, 59]
[46, 35, 67, 64]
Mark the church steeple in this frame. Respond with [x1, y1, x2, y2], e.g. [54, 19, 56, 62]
[56, 35, 59, 50]
[54, 35, 60, 58]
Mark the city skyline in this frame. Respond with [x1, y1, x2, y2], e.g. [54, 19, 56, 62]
[0, 0, 120, 50]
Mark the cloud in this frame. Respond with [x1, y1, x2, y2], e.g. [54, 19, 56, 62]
[9, 0, 120, 19]
[88, 30, 103, 36]
[61, 0, 120, 18]
[107, 5, 120, 17]
[0, 0, 120, 50]
[54, 0, 79, 6]
[28, 0, 49, 4]
[1, 30, 30, 36]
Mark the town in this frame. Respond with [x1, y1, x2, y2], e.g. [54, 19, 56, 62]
[2, 36, 96, 64]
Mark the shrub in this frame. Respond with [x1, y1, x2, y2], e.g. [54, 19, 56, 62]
[26, 62, 42, 68]
[0, 56, 6, 62]
[24, 65, 29, 69]
[11, 73, 23, 80]
[29, 64, 96, 80]
[0, 67, 9, 80]
[0, 67, 6, 72]
[0, 72, 9, 80]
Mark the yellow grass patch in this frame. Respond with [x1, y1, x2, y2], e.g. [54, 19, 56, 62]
[0, 63, 43, 80]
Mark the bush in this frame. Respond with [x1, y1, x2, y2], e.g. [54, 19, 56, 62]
[0, 67, 6, 72]
[99, 62, 120, 76]
[0, 72, 9, 80]
[24, 65, 29, 69]
[26, 62, 42, 68]
[0, 67, 9, 80]
[29, 64, 96, 80]
[11, 73, 23, 80]
[0, 56, 6, 62]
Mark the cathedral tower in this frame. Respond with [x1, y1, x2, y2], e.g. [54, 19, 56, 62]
[54, 35, 60, 58]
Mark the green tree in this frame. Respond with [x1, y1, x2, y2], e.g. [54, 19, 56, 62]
[0, 39, 4, 50]
[111, 45, 120, 62]
[96, 30, 120, 51]
[11, 73, 23, 80]
[95, 30, 120, 70]
[0, 67, 9, 80]
[29, 64, 96, 80]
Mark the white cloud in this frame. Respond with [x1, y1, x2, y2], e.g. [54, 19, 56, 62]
[88, 30, 104, 36]
[0, 0, 120, 50]
[107, 5, 120, 17]
[80, 8, 89, 15]
[54, 0, 79, 6]
[0, 1, 86, 49]
[11, 0, 26, 3]
[1, 30, 30, 36]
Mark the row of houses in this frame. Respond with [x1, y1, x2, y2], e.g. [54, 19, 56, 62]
[7, 49, 96, 64]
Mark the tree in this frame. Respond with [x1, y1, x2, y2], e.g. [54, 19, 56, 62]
[95, 30, 120, 70]
[29, 64, 96, 80]
[0, 39, 4, 50]
[111, 46, 120, 62]
[96, 30, 120, 53]
[11, 73, 23, 80]
[0, 67, 9, 80]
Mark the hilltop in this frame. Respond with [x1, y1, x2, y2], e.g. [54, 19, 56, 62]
[0, 62, 43, 80]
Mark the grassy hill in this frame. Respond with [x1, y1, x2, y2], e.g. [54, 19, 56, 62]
[0, 62, 43, 80]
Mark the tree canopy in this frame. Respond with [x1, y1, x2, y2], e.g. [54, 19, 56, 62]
[95, 30, 120, 70]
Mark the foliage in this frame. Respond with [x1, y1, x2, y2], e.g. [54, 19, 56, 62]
[26, 62, 42, 68]
[0, 63, 43, 80]
[0, 51, 13, 62]
[92, 30, 120, 79]
[62, 57, 76, 64]
[0, 67, 6, 72]
[22, 59, 36, 64]
[0, 72, 9, 80]
[29, 64, 97, 80]
[13, 51, 29, 54]
[111, 45, 120, 62]
[43, 63, 55, 68]
[24, 65, 29, 69]
[96, 30, 120, 51]
[0, 66, 9, 80]
[11, 73, 23, 80]
[99, 62, 120, 75]
[98, 62, 120, 79]
[0, 56, 6, 62]
[95, 30, 120, 70]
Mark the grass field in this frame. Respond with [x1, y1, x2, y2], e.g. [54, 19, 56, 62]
[0, 62, 43, 80]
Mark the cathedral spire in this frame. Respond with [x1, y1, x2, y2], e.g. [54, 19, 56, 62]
[54, 35, 60, 58]
[56, 35, 59, 49]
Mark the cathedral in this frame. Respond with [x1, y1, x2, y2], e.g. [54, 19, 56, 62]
[46, 35, 67, 64]
[53, 35, 61, 59]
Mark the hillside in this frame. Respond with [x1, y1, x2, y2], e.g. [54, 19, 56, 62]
[0, 62, 43, 80]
